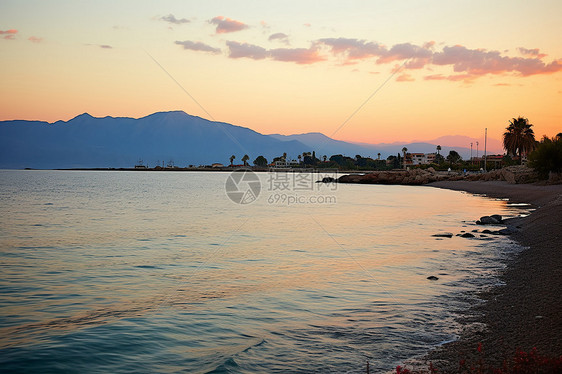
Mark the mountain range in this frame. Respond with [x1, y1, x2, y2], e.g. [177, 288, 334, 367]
[0, 111, 503, 169]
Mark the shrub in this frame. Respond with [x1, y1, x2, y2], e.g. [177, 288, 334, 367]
[528, 135, 562, 179]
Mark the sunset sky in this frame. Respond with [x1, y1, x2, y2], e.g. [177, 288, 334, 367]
[1, 0, 561, 145]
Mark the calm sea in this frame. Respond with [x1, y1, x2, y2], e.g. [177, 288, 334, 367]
[0, 170, 527, 373]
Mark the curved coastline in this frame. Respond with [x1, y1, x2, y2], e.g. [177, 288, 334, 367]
[421, 181, 562, 371]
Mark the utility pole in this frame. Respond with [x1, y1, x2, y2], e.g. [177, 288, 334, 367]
[476, 141, 479, 167]
[470, 142, 473, 164]
[484, 128, 488, 172]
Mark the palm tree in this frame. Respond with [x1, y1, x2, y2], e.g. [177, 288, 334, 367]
[229, 155, 235, 166]
[242, 154, 249, 166]
[503, 117, 536, 164]
[402, 147, 408, 169]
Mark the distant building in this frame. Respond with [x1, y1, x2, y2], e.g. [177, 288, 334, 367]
[404, 152, 437, 165]
[473, 154, 505, 168]
[211, 163, 224, 168]
[425, 153, 436, 164]
[273, 159, 300, 168]
[134, 159, 147, 169]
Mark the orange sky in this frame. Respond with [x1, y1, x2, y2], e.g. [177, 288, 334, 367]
[1, 0, 561, 145]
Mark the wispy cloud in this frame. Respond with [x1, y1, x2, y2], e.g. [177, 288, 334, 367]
[396, 73, 415, 82]
[226, 41, 267, 60]
[175, 40, 221, 54]
[518, 47, 547, 59]
[85, 43, 113, 49]
[225, 41, 323, 64]
[269, 47, 324, 64]
[1, 29, 17, 40]
[209, 16, 248, 34]
[424, 73, 477, 83]
[268, 32, 289, 44]
[377, 42, 433, 68]
[28, 36, 43, 43]
[260, 20, 270, 30]
[160, 14, 190, 25]
[316, 38, 386, 60]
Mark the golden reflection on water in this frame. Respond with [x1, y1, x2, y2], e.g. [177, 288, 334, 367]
[0, 171, 528, 352]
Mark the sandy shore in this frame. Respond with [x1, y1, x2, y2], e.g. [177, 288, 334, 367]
[421, 181, 562, 371]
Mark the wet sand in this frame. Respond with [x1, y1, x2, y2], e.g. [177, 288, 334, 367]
[423, 181, 562, 371]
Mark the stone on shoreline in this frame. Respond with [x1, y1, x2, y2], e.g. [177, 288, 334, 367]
[498, 227, 517, 235]
[477, 216, 501, 225]
[490, 214, 503, 222]
[432, 232, 453, 238]
[336, 164, 543, 186]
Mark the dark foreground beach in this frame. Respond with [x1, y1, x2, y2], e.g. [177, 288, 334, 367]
[422, 181, 562, 372]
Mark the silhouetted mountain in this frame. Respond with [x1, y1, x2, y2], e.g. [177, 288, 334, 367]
[0, 111, 309, 169]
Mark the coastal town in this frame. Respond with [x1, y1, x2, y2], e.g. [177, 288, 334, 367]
[134, 149, 520, 173]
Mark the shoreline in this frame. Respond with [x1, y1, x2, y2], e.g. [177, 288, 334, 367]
[421, 181, 562, 371]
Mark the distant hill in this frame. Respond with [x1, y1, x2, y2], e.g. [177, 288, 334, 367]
[269, 132, 377, 158]
[0, 111, 309, 169]
[0, 111, 504, 169]
[271, 133, 498, 160]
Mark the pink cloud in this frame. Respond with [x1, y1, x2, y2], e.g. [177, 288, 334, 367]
[424, 74, 447, 81]
[424, 73, 477, 82]
[172, 31, 562, 78]
[432, 45, 562, 76]
[1, 29, 17, 40]
[316, 38, 562, 78]
[269, 47, 325, 64]
[226, 41, 267, 60]
[209, 16, 248, 34]
[28, 36, 43, 43]
[175, 40, 221, 54]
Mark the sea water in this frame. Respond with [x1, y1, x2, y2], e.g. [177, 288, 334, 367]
[0, 170, 527, 373]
